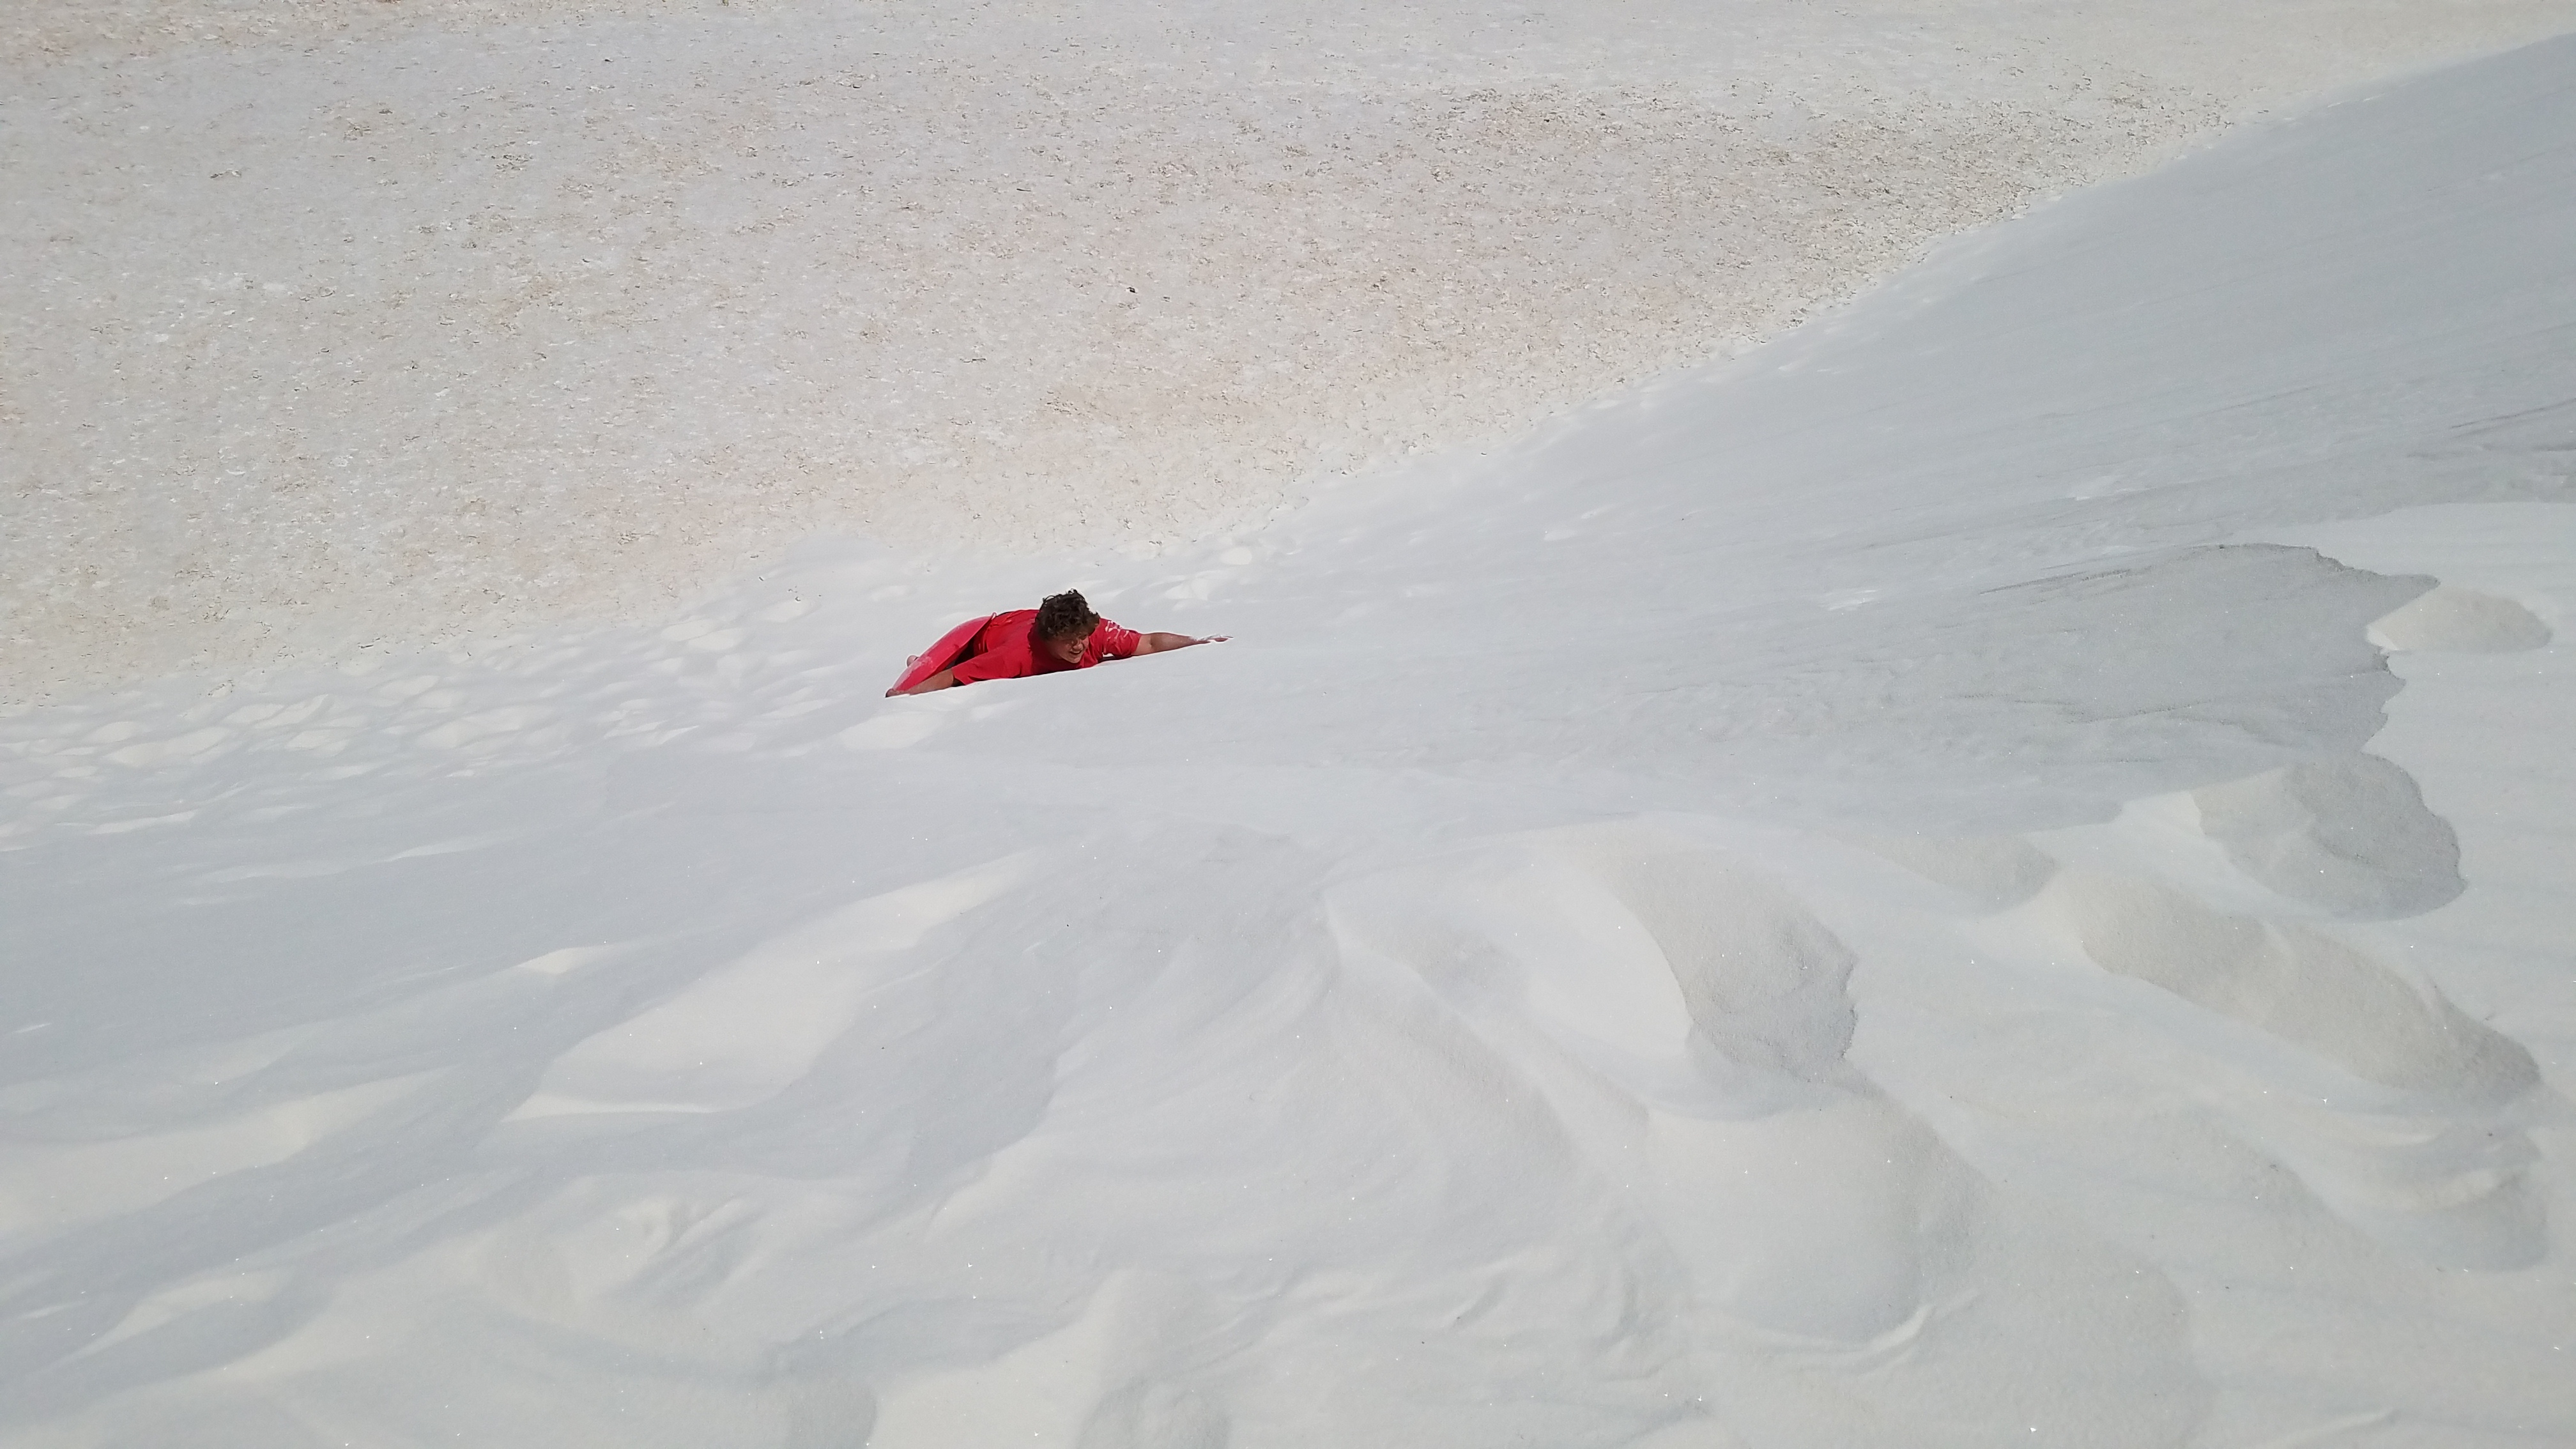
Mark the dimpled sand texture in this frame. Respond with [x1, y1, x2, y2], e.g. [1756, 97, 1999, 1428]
[11, 0, 2576, 701]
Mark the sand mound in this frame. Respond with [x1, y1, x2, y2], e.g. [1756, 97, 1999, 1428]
[2035, 868, 2543, 1269]
[1556, 831, 1859, 1082]
[1327, 825, 2208, 1430]
[8, 31, 2576, 1446]
[2191, 753, 2464, 919]
[1850, 834, 2058, 910]
[2368, 585, 2554, 652]
[2043, 870, 2529, 1096]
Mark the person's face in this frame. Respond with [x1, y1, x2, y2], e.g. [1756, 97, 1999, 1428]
[1041, 628, 1087, 666]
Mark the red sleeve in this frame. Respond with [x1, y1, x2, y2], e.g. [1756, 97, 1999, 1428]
[949, 640, 1031, 685]
[1092, 621, 1141, 661]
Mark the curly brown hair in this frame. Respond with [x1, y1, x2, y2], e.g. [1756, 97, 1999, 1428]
[1034, 589, 1100, 642]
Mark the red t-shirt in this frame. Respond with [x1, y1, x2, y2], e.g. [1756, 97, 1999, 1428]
[946, 610, 1142, 686]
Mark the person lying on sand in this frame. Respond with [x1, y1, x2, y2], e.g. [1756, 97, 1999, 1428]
[885, 589, 1226, 696]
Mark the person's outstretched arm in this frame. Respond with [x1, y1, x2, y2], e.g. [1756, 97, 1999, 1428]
[886, 668, 956, 697]
[1130, 632, 1227, 656]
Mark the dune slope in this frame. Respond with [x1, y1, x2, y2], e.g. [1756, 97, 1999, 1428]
[5, 27, 2576, 1449]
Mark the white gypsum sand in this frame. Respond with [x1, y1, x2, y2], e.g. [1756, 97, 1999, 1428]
[9, 0, 2576, 699]
[5, 29, 2576, 1448]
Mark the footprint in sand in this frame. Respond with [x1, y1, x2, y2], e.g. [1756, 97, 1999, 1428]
[414, 705, 556, 753]
[2191, 753, 2463, 919]
[100, 726, 236, 769]
[2366, 585, 2551, 653]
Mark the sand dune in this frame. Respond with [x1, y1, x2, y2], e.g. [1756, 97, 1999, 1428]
[6, 17, 2576, 1449]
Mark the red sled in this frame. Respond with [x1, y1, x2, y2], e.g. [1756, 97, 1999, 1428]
[889, 615, 991, 693]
